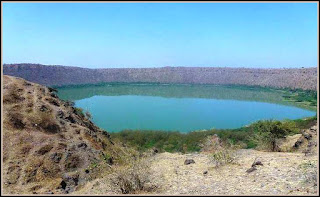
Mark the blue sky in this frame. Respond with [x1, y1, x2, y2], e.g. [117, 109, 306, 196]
[2, 3, 318, 68]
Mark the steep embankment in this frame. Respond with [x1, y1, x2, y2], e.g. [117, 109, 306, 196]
[3, 63, 318, 90]
[2, 75, 128, 194]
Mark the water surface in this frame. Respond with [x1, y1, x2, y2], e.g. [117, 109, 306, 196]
[57, 83, 316, 132]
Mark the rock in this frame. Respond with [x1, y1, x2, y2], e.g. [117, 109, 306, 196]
[302, 132, 312, 140]
[39, 105, 48, 112]
[153, 148, 159, 154]
[57, 110, 64, 118]
[246, 167, 257, 173]
[294, 139, 304, 148]
[65, 115, 76, 123]
[77, 142, 87, 149]
[252, 160, 263, 167]
[184, 159, 195, 165]
[50, 152, 63, 163]
[310, 126, 317, 132]
[50, 92, 58, 98]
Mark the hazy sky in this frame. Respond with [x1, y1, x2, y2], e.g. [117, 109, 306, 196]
[3, 3, 318, 68]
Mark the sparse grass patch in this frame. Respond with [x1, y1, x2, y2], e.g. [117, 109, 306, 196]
[298, 160, 317, 187]
[28, 111, 61, 134]
[7, 112, 26, 130]
[209, 149, 236, 168]
[3, 88, 25, 104]
[38, 113, 61, 134]
[110, 158, 157, 194]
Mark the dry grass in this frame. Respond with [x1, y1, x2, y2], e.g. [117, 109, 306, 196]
[29, 111, 61, 134]
[110, 158, 157, 194]
[3, 87, 25, 104]
[209, 149, 236, 168]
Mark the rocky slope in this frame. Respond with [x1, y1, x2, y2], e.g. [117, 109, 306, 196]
[3, 63, 318, 90]
[2, 75, 129, 194]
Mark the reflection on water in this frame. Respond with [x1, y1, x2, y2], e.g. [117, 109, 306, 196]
[57, 83, 316, 132]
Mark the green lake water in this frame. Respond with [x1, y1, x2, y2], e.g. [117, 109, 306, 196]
[57, 83, 316, 132]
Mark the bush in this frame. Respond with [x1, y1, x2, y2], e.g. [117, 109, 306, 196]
[251, 120, 298, 151]
[110, 159, 156, 194]
[209, 149, 236, 168]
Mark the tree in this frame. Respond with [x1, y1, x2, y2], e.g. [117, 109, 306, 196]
[252, 120, 297, 151]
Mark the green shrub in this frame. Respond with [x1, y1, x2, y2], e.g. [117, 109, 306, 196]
[251, 120, 298, 151]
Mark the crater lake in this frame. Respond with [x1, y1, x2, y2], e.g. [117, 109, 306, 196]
[57, 83, 316, 132]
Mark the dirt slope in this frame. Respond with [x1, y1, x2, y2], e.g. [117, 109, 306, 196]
[144, 126, 318, 195]
[2, 75, 126, 194]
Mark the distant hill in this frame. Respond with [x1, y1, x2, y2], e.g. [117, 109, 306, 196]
[3, 63, 318, 90]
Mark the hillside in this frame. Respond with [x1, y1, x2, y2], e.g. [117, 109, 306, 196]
[2, 75, 132, 194]
[3, 63, 318, 90]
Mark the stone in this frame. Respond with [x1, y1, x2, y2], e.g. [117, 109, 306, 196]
[252, 160, 263, 167]
[302, 132, 312, 140]
[50, 152, 63, 163]
[57, 110, 64, 118]
[184, 159, 195, 165]
[246, 167, 257, 173]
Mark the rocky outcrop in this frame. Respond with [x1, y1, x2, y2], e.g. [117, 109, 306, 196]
[3, 63, 317, 90]
[276, 124, 318, 154]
